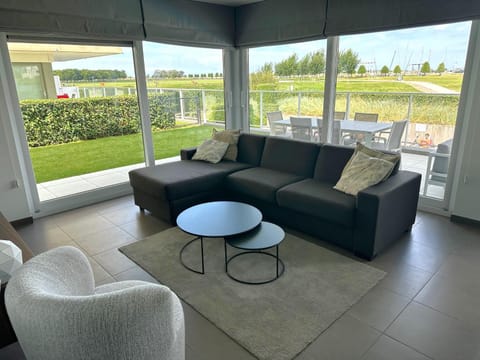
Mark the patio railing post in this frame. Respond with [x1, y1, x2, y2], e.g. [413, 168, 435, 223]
[102, 88, 106, 97]
[407, 94, 413, 122]
[297, 92, 302, 115]
[345, 92, 351, 118]
[405, 94, 414, 145]
[202, 90, 207, 123]
[179, 89, 185, 120]
[260, 91, 264, 128]
[196, 95, 201, 124]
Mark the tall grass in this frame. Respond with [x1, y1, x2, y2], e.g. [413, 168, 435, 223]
[252, 93, 460, 126]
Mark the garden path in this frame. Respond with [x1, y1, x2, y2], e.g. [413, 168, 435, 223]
[404, 81, 458, 94]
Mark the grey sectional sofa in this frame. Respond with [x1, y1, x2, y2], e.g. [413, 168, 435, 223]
[129, 133, 421, 260]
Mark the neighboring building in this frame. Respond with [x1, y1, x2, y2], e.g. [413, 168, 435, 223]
[7, 43, 122, 100]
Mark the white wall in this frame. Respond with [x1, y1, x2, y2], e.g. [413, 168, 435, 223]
[0, 34, 33, 221]
[451, 21, 480, 221]
[0, 103, 30, 221]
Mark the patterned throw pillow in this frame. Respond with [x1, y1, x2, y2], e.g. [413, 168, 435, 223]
[212, 129, 241, 161]
[192, 139, 229, 164]
[334, 151, 395, 196]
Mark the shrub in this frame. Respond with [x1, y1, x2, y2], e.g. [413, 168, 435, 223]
[21, 95, 175, 147]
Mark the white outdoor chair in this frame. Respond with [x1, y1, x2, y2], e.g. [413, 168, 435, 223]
[371, 120, 408, 152]
[291, 116, 314, 141]
[354, 112, 379, 122]
[334, 111, 346, 120]
[423, 138, 452, 195]
[5, 246, 185, 360]
[266, 111, 287, 136]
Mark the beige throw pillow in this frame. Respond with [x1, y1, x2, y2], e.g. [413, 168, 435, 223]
[192, 139, 229, 164]
[212, 129, 240, 161]
[342, 143, 400, 181]
[334, 151, 395, 196]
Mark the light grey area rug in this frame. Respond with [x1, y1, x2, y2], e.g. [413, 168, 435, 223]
[119, 227, 385, 360]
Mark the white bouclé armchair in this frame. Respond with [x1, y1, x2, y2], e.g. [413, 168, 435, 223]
[5, 246, 185, 360]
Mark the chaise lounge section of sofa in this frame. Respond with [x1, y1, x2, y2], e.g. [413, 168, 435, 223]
[129, 133, 421, 260]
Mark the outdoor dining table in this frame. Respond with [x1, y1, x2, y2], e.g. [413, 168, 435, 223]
[274, 117, 393, 146]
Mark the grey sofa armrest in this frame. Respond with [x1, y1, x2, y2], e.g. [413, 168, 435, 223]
[180, 147, 197, 160]
[354, 170, 421, 259]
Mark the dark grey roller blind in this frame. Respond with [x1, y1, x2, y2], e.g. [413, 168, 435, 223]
[325, 0, 480, 36]
[142, 0, 235, 48]
[235, 0, 327, 47]
[0, 0, 144, 40]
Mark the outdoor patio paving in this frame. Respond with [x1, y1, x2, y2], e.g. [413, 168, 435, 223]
[36, 152, 444, 202]
[37, 156, 180, 201]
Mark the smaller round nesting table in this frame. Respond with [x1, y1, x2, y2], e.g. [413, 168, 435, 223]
[225, 221, 285, 285]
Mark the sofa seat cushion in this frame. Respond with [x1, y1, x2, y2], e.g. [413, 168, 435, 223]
[277, 179, 356, 228]
[226, 167, 305, 203]
[129, 160, 252, 201]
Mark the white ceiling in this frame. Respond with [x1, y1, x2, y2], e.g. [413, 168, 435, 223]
[192, 0, 263, 6]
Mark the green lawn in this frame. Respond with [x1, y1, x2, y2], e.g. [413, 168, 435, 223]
[71, 74, 464, 93]
[30, 125, 221, 183]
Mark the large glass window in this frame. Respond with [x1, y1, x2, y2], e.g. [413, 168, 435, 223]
[142, 42, 224, 163]
[336, 22, 471, 200]
[8, 41, 144, 201]
[249, 39, 327, 137]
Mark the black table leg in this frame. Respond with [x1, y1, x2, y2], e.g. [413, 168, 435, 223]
[179, 236, 205, 274]
[276, 245, 279, 278]
[224, 239, 227, 272]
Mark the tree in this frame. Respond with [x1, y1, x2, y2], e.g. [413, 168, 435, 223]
[380, 65, 389, 76]
[393, 65, 402, 75]
[309, 50, 325, 75]
[52, 68, 127, 81]
[297, 54, 311, 76]
[436, 62, 446, 74]
[357, 65, 367, 76]
[420, 61, 431, 75]
[338, 49, 360, 76]
[275, 54, 298, 76]
[250, 62, 276, 89]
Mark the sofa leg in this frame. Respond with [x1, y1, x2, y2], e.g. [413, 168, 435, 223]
[354, 251, 374, 261]
[139, 207, 145, 212]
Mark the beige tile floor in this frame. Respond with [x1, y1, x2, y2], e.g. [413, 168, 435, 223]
[2, 195, 480, 360]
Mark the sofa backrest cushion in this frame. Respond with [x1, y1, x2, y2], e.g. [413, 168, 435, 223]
[260, 137, 320, 177]
[314, 144, 401, 184]
[237, 133, 267, 166]
[313, 144, 355, 184]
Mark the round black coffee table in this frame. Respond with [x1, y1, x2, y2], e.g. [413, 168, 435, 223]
[225, 221, 285, 285]
[177, 201, 262, 274]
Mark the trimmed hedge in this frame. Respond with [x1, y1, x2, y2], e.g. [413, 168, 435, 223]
[21, 95, 176, 147]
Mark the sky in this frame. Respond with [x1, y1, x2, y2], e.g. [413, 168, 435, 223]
[52, 21, 472, 77]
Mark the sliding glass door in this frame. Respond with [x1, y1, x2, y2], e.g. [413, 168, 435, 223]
[335, 22, 471, 204]
[7, 41, 144, 202]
